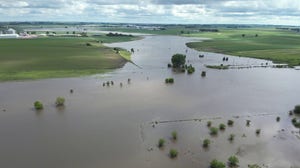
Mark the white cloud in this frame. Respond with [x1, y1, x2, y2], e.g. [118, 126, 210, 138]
[0, 0, 299, 25]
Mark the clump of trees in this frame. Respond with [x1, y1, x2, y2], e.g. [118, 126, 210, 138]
[106, 32, 133, 37]
[165, 78, 174, 84]
[34, 101, 43, 110]
[171, 54, 186, 68]
[55, 97, 65, 107]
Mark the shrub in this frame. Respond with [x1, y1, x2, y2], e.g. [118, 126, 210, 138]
[203, 139, 211, 147]
[210, 127, 218, 135]
[171, 131, 177, 140]
[294, 105, 300, 114]
[86, 43, 92, 46]
[292, 118, 300, 128]
[158, 138, 165, 148]
[229, 134, 235, 141]
[246, 120, 251, 126]
[210, 159, 226, 168]
[228, 155, 239, 167]
[171, 54, 186, 68]
[276, 116, 280, 122]
[34, 101, 43, 110]
[169, 149, 178, 158]
[219, 123, 226, 130]
[165, 78, 174, 84]
[207, 121, 212, 127]
[292, 118, 297, 124]
[294, 122, 300, 128]
[256, 129, 261, 135]
[227, 120, 234, 126]
[167, 63, 172, 68]
[187, 65, 195, 74]
[55, 97, 65, 107]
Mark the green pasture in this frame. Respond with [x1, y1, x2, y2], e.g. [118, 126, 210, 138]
[186, 28, 300, 67]
[0, 36, 135, 81]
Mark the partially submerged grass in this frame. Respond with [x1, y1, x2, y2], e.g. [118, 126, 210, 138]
[206, 65, 229, 70]
[118, 50, 132, 61]
[187, 28, 300, 67]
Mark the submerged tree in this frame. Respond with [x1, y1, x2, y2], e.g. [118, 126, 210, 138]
[171, 54, 186, 68]
[228, 155, 239, 167]
[55, 97, 65, 107]
[294, 105, 300, 114]
[169, 149, 178, 158]
[34, 101, 43, 110]
[210, 159, 226, 168]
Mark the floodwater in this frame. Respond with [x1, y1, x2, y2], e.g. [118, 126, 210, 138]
[0, 35, 299, 168]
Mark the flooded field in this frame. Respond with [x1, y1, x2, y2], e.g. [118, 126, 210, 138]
[0, 35, 299, 168]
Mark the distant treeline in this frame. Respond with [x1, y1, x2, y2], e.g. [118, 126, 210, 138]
[199, 29, 219, 32]
[276, 27, 300, 32]
[106, 32, 133, 37]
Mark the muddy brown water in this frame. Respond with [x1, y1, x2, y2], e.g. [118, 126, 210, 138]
[0, 36, 299, 168]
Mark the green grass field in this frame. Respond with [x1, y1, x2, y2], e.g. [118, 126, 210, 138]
[0, 36, 137, 81]
[186, 28, 300, 67]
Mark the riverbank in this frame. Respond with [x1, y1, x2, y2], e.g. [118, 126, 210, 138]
[186, 28, 300, 67]
[0, 36, 137, 81]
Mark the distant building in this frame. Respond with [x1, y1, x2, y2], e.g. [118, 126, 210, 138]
[0, 28, 19, 39]
[0, 34, 19, 38]
[6, 28, 17, 34]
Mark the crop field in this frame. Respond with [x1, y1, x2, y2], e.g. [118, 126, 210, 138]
[0, 36, 136, 81]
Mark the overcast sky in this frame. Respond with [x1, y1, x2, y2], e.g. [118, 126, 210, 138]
[0, 0, 300, 25]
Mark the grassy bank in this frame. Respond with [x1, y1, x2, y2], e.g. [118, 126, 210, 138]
[119, 50, 131, 61]
[0, 36, 134, 81]
[186, 28, 300, 67]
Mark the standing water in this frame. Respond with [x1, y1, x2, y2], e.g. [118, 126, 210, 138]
[0, 35, 299, 168]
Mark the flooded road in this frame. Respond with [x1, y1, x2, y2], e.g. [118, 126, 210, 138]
[0, 35, 299, 168]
